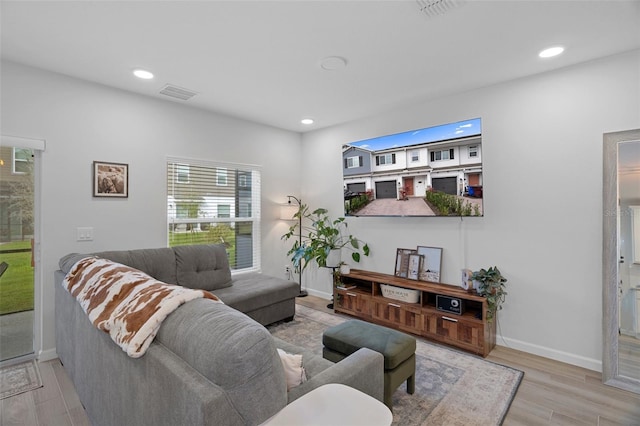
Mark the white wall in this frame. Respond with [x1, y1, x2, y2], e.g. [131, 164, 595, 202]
[1, 61, 302, 358]
[3, 50, 638, 370]
[300, 50, 640, 370]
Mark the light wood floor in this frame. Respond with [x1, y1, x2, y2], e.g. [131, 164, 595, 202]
[297, 296, 640, 426]
[1, 357, 90, 426]
[2, 295, 640, 426]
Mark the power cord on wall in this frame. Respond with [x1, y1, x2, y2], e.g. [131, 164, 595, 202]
[458, 214, 511, 350]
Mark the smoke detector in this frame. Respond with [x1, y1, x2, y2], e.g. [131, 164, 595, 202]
[416, 0, 467, 18]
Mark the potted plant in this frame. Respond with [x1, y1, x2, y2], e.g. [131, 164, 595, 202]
[471, 266, 507, 322]
[281, 204, 370, 276]
[332, 263, 344, 288]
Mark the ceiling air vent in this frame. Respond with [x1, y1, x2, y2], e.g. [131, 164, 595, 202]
[159, 84, 197, 101]
[416, 0, 466, 18]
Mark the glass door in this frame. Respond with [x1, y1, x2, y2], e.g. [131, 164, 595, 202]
[0, 146, 35, 362]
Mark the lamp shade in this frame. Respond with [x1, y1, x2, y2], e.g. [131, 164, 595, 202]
[280, 204, 298, 221]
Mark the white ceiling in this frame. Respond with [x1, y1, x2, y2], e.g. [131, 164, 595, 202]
[2, 1, 639, 133]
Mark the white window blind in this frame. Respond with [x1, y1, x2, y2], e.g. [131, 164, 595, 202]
[167, 157, 261, 273]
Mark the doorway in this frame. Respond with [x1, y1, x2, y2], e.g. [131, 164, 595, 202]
[0, 145, 35, 363]
[403, 177, 414, 196]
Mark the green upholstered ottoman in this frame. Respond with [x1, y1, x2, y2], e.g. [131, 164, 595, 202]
[322, 319, 416, 409]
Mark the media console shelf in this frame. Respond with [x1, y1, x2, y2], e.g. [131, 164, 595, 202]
[334, 269, 496, 357]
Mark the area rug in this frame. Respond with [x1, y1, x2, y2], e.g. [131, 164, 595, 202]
[268, 305, 523, 426]
[0, 360, 42, 399]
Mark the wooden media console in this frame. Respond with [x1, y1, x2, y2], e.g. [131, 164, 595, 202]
[334, 269, 496, 357]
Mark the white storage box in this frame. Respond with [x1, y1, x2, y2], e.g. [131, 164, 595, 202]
[380, 284, 420, 303]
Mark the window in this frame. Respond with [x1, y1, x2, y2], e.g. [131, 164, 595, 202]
[430, 149, 455, 162]
[411, 150, 419, 162]
[469, 145, 478, 158]
[176, 164, 190, 183]
[13, 148, 31, 174]
[344, 155, 363, 169]
[167, 158, 261, 273]
[375, 153, 396, 166]
[218, 204, 231, 218]
[217, 168, 228, 186]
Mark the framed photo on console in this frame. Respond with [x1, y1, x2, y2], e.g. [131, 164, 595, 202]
[416, 246, 442, 282]
[407, 253, 423, 280]
[394, 248, 416, 278]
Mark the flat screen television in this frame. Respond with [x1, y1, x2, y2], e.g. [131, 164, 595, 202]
[342, 118, 483, 217]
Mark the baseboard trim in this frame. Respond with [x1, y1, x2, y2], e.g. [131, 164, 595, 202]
[303, 288, 332, 300]
[497, 336, 601, 372]
[299, 289, 602, 372]
[38, 348, 58, 362]
[620, 328, 636, 337]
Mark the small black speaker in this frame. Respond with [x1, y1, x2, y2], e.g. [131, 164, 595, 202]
[436, 295, 465, 315]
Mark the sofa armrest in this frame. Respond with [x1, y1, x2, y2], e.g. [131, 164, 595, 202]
[287, 347, 384, 403]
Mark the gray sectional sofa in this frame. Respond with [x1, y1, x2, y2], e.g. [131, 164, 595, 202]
[54, 244, 384, 426]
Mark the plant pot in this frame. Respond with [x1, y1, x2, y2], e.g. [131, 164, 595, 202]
[327, 249, 341, 268]
[339, 263, 351, 274]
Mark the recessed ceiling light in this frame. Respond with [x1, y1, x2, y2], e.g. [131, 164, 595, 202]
[133, 69, 154, 79]
[301, 118, 314, 125]
[539, 46, 564, 58]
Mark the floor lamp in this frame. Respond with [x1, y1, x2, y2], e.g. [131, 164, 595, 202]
[281, 195, 308, 297]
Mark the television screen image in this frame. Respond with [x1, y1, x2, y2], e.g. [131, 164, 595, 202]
[342, 118, 483, 217]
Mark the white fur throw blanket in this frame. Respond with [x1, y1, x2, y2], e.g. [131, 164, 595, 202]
[63, 256, 221, 358]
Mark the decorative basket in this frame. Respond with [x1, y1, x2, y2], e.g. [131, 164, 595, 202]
[380, 284, 420, 303]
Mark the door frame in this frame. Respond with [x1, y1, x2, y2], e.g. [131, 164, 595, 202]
[0, 137, 43, 365]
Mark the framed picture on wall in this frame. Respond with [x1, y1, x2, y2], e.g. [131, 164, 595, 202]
[394, 248, 416, 278]
[93, 161, 128, 198]
[416, 246, 442, 282]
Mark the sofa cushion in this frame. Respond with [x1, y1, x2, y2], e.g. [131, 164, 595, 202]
[93, 247, 178, 284]
[213, 273, 299, 313]
[272, 336, 332, 380]
[277, 348, 307, 390]
[173, 244, 233, 291]
[157, 299, 287, 424]
[59, 253, 93, 273]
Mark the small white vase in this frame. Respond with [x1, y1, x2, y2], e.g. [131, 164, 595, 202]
[340, 264, 351, 275]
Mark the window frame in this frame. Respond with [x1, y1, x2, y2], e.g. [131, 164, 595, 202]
[376, 153, 396, 166]
[13, 148, 31, 174]
[430, 148, 455, 162]
[175, 164, 190, 183]
[346, 155, 362, 169]
[216, 168, 228, 186]
[167, 157, 261, 274]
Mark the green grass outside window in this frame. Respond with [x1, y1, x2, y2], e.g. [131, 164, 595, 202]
[0, 241, 34, 315]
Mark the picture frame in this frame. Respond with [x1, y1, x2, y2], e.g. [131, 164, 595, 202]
[407, 253, 423, 280]
[416, 245, 443, 282]
[394, 248, 416, 278]
[93, 161, 128, 198]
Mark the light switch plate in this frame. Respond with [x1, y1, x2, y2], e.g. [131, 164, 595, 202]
[77, 227, 94, 241]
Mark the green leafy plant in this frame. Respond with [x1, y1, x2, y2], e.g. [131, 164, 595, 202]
[471, 266, 508, 323]
[424, 189, 479, 216]
[281, 205, 370, 275]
